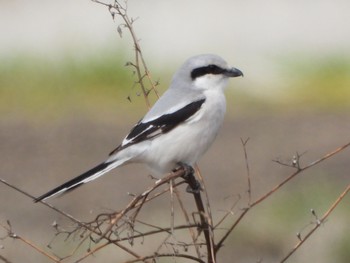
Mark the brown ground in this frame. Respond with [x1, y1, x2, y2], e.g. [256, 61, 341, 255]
[0, 111, 349, 262]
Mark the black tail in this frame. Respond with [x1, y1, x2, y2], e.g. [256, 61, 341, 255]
[34, 162, 112, 202]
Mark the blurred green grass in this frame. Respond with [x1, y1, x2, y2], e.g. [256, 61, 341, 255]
[1, 52, 349, 120]
[279, 54, 350, 110]
[0, 52, 147, 119]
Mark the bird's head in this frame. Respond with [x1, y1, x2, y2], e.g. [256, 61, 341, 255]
[173, 54, 243, 91]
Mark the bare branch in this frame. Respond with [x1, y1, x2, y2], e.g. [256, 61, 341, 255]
[75, 241, 110, 263]
[123, 253, 206, 263]
[252, 142, 350, 207]
[214, 194, 241, 229]
[272, 151, 306, 170]
[92, 0, 159, 108]
[240, 137, 252, 205]
[0, 221, 61, 263]
[280, 184, 350, 262]
[215, 142, 350, 253]
[174, 188, 202, 258]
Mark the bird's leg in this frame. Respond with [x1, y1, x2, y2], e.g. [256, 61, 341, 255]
[175, 162, 202, 194]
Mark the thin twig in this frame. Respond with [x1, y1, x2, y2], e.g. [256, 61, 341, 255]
[0, 178, 149, 260]
[123, 222, 199, 241]
[215, 208, 249, 252]
[0, 178, 84, 227]
[75, 241, 111, 263]
[251, 142, 350, 208]
[92, 0, 159, 108]
[170, 179, 175, 234]
[3, 183, 138, 261]
[0, 222, 61, 263]
[215, 142, 350, 252]
[123, 253, 206, 263]
[214, 195, 241, 229]
[96, 168, 186, 241]
[174, 188, 202, 258]
[240, 138, 252, 205]
[280, 184, 350, 263]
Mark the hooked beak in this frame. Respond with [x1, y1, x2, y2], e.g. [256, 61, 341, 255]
[224, 67, 244, 78]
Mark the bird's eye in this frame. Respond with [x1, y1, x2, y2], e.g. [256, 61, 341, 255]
[207, 64, 224, 74]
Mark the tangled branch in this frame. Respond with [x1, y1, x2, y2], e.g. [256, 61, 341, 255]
[92, 0, 159, 107]
[215, 141, 350, 253]
[1, 142, 349, 262]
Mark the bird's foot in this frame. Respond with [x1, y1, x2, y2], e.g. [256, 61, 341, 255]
[175, 162, 202, 194]
[185, 183, 202, 194]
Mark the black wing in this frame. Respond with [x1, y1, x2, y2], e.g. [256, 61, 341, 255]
[109, 98, 206, 155]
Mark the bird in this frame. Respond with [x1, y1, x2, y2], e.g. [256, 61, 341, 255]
[34, 54, 243, 202]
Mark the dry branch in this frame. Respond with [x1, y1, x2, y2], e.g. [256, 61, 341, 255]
[92, 0, 159, 108]
[280, 184, 350, 262]
[215, 141, 350, 253]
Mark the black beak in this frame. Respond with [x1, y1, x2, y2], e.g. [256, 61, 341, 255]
[224, 67, 244, 78]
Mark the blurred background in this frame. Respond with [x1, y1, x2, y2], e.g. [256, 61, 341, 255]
[0, 0, 349, 262]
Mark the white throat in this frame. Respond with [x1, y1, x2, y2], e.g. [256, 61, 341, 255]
[193, 74, 229, 91]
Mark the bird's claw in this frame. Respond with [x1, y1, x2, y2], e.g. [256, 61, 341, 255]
[186, 183, 202, 194]
[175, 162, 202, 194]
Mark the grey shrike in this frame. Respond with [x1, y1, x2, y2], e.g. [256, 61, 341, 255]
[35, 54, 243, 202]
